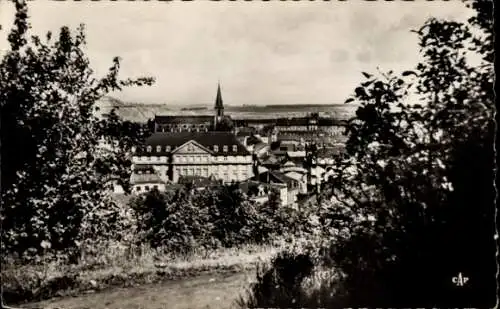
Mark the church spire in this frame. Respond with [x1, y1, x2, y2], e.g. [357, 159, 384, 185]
[214, 82, 224, 117]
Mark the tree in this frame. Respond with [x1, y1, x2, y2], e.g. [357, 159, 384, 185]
[212, 116, 234, 132]
[324, 0, 496, 307]
[0, 1, 154, 259]
[240, 1, 496, 308]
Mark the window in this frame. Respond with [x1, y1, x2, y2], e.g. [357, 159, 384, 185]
[136, 186, 141, 192]
[146, 146, 152, 152]
[232, 145, 238, 152]
[156, 146, 162, 152]
[195, 168, 201, 176]
[145, 186, 150, 191]
[182, 168, 187, 175]
[224, 156, 228, 161]
[189, 168, 194, 175]
[203, 168, 208, 177]
[214, 145, 219, 152]
[223, 145, 228, 152]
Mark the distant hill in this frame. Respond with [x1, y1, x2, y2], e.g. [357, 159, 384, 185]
[95, 96, 172, 123]
[95, 97, 358, 123]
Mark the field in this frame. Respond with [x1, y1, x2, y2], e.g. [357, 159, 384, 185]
[95, 97, 358, 123]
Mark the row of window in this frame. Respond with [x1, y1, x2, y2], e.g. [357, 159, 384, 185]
[159, 123, 208, 129]
[277, 126, 315, 131]
[136, 185, 159, 192]
[159, 128, 209, 133]
[134, 156, 251, 163]
[176, 168, 249, 180]
[139, 144, 239, 153]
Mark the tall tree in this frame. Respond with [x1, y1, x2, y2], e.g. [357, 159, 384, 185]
[325, 0, 496, 307]
[0, 1, 154, 259]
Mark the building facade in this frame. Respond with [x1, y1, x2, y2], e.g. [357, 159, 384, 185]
[133, 132, 253, 184]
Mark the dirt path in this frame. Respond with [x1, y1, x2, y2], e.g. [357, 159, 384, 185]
[21, 271, 254, 309]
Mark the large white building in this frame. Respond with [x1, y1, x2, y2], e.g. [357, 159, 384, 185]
[132, 131, 253, 184]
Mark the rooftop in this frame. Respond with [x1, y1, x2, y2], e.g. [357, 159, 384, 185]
[138, 132, 250, 156]
[154, 115, 214, 125]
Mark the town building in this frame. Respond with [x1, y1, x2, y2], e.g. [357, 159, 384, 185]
[132, 131, 253, 184]
[274, 113, 346, 135]
[130, 165, 167, 193]
[252, 170, 301, 207]
[238, 180, 288, 207]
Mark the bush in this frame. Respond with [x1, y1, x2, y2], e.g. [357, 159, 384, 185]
[130, 184, 300, 254]
[238, 249, 344, 309]
[0, 1, 153, 260]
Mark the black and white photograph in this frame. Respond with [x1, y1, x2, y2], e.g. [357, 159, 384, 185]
[0, 0, 496, 308]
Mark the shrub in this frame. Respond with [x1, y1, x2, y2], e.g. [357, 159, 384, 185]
[0, 1, 154, 260]
[238, 249, 344, 309]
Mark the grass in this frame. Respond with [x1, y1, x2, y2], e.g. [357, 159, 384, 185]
[2, 238, 298, 307]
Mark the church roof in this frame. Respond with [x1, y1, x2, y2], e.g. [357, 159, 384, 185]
[154, 115, 213, 125]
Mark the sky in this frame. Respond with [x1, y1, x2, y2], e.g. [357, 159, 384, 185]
[0, 1, 474, 106]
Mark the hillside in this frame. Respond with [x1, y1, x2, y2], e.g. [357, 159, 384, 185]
[95, 97, 358, 123]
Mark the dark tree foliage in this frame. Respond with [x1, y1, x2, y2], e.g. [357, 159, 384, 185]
[240, 1, 496, 308]
[325, 1, 496, 307]
[239, 251, 315, 309]
[211, 117, 235, 132]
[130, 184, 283, 252]
[0, 1, 154, 259]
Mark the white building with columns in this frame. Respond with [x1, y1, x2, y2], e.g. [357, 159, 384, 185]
[132, 131, 253, 186]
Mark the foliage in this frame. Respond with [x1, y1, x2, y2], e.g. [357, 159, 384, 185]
[0, 1, 154, 260]
[211, 116, 235, 132]
[324, 1, 496, 307]
[239, 251, 315, 308]
[130, 184, 294, 253]
[241, 0, 495, 307]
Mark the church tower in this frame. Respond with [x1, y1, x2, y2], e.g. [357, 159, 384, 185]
[214, 82, 224, 129]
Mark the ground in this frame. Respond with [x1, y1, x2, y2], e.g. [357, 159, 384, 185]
[22, 271, 253, 309]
